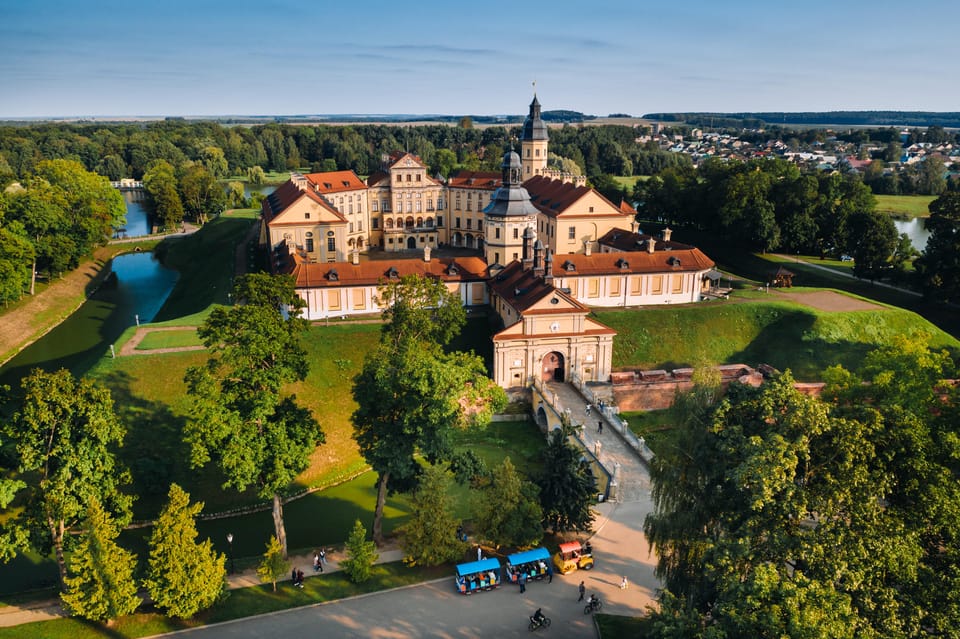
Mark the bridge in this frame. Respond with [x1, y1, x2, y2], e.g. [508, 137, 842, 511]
[110, 179, 144, 190]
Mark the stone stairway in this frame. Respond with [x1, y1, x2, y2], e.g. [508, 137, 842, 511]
[546, 381, 651, 503]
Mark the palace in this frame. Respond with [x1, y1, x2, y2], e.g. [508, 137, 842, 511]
[260, 96, 716, 391]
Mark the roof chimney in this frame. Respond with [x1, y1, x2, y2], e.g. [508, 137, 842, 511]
[647, 237, 656, 254]
[662, 227, 672, 242]
[351, 250, 360, 265]
[533, 239, 544, 275]
[543, 250, 554, 284]
[522, 226, 535, 270]
[630, 219, 638, 234]
[584, 240, 592, 256]
[423, 245, 431, 262]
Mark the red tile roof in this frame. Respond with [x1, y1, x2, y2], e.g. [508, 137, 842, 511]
[522, 175, 624, 218]
[304, 170, 366, 193]
[447, 170, 503, 190]
[487, 262, 588, 314]
[290, 256, 489, 289]
[598, 228, 695, 252]
[261, 180, 345, 223]
[553, 249, 714, 276]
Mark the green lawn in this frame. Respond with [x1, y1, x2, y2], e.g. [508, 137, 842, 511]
[134, 329, 202, 350]
[594, 298, 960, 381]
[875, 194, 935, 218]
[612, 175, 647, 191]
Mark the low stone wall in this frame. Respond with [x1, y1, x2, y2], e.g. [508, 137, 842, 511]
[611, 364, 763, 411]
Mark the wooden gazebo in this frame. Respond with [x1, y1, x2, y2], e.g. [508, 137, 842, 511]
[770, 265, 795, 288]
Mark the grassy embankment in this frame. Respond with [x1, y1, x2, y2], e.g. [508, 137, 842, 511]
[874, 194, 935, 218]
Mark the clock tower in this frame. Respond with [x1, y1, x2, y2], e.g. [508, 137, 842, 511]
[521, 94, 549, 178]
[483, 149, 538, 266]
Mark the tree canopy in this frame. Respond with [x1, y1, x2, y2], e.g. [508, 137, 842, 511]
[184, 273, 323, 556]
[537, 424, 596, 534]
[643, 337, 960, 638]
[352, 274, 506, 545]
[916, 192, 960, 303]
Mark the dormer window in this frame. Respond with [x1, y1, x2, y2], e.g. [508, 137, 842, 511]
[563, 260, 576, 272]
[327, 268, 339, 281]
[616, 258, 630, 270]
[447, 262, 460, 275]
[387, 267, 399, 279]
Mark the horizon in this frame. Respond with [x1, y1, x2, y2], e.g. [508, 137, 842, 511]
[3, 0, 959, 119]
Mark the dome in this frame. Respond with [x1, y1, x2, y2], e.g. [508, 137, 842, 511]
[502, 150, 522, 172]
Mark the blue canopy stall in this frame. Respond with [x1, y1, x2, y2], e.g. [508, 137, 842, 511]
[455, 558, 502, 594]
[505, 547, 551, 583]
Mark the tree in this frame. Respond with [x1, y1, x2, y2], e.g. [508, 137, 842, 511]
[225, 181, 246, 209]
[200, 146, 228, 179]
[340, 519, 378, 584]
[144, 484, 226, 618]
[257, 536, 289, 593]
[845, 209, 897, 280]
[179, 164, 226, 224]
[246, 165, 265, 185]
[352, 275, 506, 545]
[60, 499, 140, 623]
[143, 159, 184, 230]
[399, 462, 466, 567]
[537, 425, 596, 534]
[473, 457, 543, 549]
[0, 225, 34, 305]
[916, 192, 960, 303]
[184, 273, 323, 557]
[5, 368, 132, 587]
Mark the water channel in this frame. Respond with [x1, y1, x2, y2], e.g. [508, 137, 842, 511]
[0, 251, 179, 388]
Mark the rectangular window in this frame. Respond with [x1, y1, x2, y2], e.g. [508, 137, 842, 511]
[495, 228, 501, 239]
[304, 212, 311, 220]
[305, 237, 314, 252]
[466, 202, 472, 211]
[610, 277, 621, 296]
[358, 220, 363, 232]
[348, 222, 353, 233]
[630, 275, 641, 295]
[467, 218, 472, 229]
[513, 228, 519, 239]
[416, 174, 421, 182]
[327, 290, 341, 310]
[671, 274, 683, 294]
[437, 215, 443, 227]
[352, 289, 365, 309]
[406, 174, 412, 182]
[568, 226, 576, 240]
[568, 279, 578, 297]
[327, 237, 336, 252]
[471, 284, 485, 304]
[427, 199, 433, 210]
[416, 201, 422, 213]
[395, 174, 402, 183]
[382, 199, 389, 212]
[455, 217, 461, 228]
[372, 200, 378, 212]
[372, 218, 379, 229]
[438, 197, 444, 209]
[588, 278, 600, 298]
[651, 275, 663, 295]
[406, 202, 412, 213]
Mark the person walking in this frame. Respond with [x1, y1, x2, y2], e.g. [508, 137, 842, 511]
[620, 575, 629, 590]
[578, 580, 585, 602]
[313, 552, 321, 572]
[319, 547, 327, 567]
[585, 403, 591, 415]
[597, 420, 603, 434]
[477, 546, 483, 561]
[519, 572, 527, 594]
[546, 561, 553, 583]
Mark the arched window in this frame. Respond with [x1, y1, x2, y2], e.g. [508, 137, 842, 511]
[416, 217, 423, 227]
[385, 218, 394, 229]
[426, 217, 434, 227]
[405, 216, 415, 228]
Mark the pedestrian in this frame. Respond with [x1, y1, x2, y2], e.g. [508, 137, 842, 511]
[578, 580, 585, 602]
[297, 569, 305, 588]
[595, 439, 602, 457]
[313, 552, 320, 572]
[319, 547, 327, 566]
[585, 403, 591, 415]
[547, 562, 553, 583]
[620, 575, 629, 590]
[477, 546, 483, 561]
[599, 399, 605, 412]
[291, 567, 298, 584]
[597, 420, 603, 434]
[519, 572, 526, 594]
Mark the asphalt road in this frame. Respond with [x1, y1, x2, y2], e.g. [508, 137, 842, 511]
[158, 500, 658, 639]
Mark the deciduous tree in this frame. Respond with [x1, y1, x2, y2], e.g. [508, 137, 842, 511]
[144, 484, 226, 618]
[60, 499, 140, 623]
[473, 457, 542, 549]
[257, 536, 289, 593]
[352, 275, 506, 545]
[5, 368, 132, 587]
[916, 192, 960, 303]
[184, 274, 323, 557]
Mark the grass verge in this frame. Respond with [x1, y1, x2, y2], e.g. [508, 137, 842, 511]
[134, 329, 202, 350]
[874, 194, 935, 218]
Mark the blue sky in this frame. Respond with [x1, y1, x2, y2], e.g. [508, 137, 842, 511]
[2, 0, 957, 118]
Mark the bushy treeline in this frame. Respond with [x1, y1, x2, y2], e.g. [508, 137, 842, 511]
[645, 110, 960, 128]
[637, 157, 915, 279]
[0, 159, 125, 304]
[0, 120, 681, 187]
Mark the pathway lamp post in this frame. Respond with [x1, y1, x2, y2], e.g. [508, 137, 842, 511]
[227, 533, 235, 574]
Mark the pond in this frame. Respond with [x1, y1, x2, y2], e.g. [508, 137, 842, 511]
[0, 251, 179, 387]
[893, 218, 930, 253]
[115, 190, 152, 238]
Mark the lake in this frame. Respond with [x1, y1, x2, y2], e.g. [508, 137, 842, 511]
[893, 218, 930, 252]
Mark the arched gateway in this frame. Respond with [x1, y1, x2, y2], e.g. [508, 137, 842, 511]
[541, 351, 565, 382]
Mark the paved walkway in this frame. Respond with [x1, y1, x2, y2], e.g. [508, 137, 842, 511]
[546, 381, 651, 502]
[0, 545, 404, 628]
